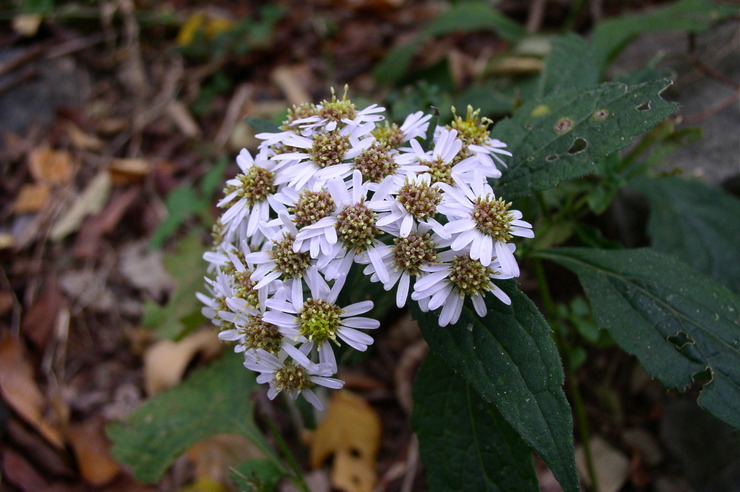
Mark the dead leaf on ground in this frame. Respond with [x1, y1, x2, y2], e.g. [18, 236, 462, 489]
[12, 14, 42, 37]
[0, 335, 65, 449]
[28, 147, 74, 185]
[13, 182, 50, 214]
[68, 417, 121, 486]
[309, 391, 381, 492]
[64, 121, 104, 151]
[272, 65, 311, 106]
[576, 436, 630, 492]
[109, 158, 150, 183]
[185, 433, 264, 486]
[50, 170, 112, 241]
[73, 187, 141, 259]
[143, 329, 221, 395]
[59, 269, 115, 313]
[1, 447, 57, 491]
[119, 240, 173, 299]
[21, 274, 66, 350]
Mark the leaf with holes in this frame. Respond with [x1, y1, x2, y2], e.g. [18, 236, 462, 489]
[492, 78, 677, 201]
[413, 280, 578, 492]
[632, 176, 740, 293]
[413, 351, 538, 492]
[540, 247, 740, 430]
[537, 33, 598, 99]
[107, 351, 274, 482]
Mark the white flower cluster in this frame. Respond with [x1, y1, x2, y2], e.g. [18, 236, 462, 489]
[199, 89, 533, 409]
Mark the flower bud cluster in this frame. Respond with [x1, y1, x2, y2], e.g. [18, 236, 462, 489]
[200, 89, 533, 408]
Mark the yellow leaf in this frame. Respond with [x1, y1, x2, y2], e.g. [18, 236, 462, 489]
[309, 391, 381, 492]
[28, 147, 73, 185]
[13, 183, 50, 214]
[177, 12, 205, 47]
[204, 17, 234, 39]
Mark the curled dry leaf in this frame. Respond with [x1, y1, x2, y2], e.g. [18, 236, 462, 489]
[309, 391, 381, 492]
[0, 335, 65, 449]
[64, 121, 104, 151]
[28, 147, 74, 185]
[68, 417, 121, 487]
[50, 170, 112, 241]
[109, 158, 150, 184]
[13, 182, 50, 214]
[143, 329, 222, 395]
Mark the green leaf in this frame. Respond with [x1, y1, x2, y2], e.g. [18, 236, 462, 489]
[245, 116, 281, 134]
[142, 234, 207, 339]
[150, 186, 203, 249]
[374, 3, 523, 84]
[540, 247, 740, 430]
[591, 0, 737, 71]
[493, 78, 678, 201]
[413, 351, 538, 492]
[537, 34, 598, 99]
[230, 459, 285, 492]
[413, 281, 578, 492]
[631, 176, 740, 293]
[108, 352, 270, 482]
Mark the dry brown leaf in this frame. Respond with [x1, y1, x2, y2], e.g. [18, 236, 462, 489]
[64, 121, 104, 151]
[50, 170, 112, 241]
[0, 232, 15, 249]
[119, 241, 173, 299]
[0, 335, 65, 448]
[68, 417, 121, 486]
[576, 436, 630, 492]
[21, 274, 65, 350]
[143, 330, 222, 395]
[12, 14, 42, 37]
[272, 65, 311, 106]
[13, 182, 50, 214]
[185, 434, 264, 486]
[167, 100, 202, 138]
[109, 158, 149, 183]
[28, 147, 74, 185]
[309, 391, 381, 492]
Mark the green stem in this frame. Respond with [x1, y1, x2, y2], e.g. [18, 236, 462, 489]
[532, 258, 599, 492]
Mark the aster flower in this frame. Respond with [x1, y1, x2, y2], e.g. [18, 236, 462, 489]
[218, 148, 284, 240]
[439, 177, 533, 274]
[244, 346, 343, 410]
[270, 122, 376, 189]
[288, 87, 386, 135]
[372, 111, 432, 149]
[446, 105, 511, 172]
[411, 249, 514, 327]
[262, 272, 379, 373]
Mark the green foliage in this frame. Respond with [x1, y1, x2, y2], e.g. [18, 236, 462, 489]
[591, 0, 737, 71]
[413, 352, 538, 492]
[230, 459, 286, 492]
[414, 280, 578, 492]
[537, 34, 598, 98]
[632, 176, 740, 293]
[150, 157, 227, 248]
[107, 352, 272, 483]
[245, 116, 281, 134]
[374, 3, 523, 84]
[541, 247, 740, 431]
[142, 233, 207, 339]
[493, 78, 678, 201]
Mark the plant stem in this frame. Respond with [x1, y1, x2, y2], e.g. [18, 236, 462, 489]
[531, 258, 599, 492]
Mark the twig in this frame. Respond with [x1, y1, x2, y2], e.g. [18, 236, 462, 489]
[682, 91, 739, 125]
[400, 435, 419, 492]
[215, 84, 252, 149]
[687, 55, 740, 90]
[525, 0, 547, 33]
[0, 45, 44, 78]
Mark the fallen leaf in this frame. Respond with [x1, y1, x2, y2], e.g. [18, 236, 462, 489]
[119, 241, 173, 299]
[50, 170, 112, 241]
[309, 391, 381, 492]
[28, 147, 74, 185]
[64, 121, 104, 151]
[272, 65, 311, 106]
[109, 158, 149, 184]
[0, 335, 65, 448]
[12, 14, 42, 37]
[68, 417, 121, 486]
[143, 329, 221, 395]
[185, 434, 264, 486]
[167, 100, 201, 138]
[0, 232, 15, 249]
[2, 448, 52, 491]
[576, 436, 630, 492]
[13, 182, 50, 214]
[73, 187, 140, 259]
[21, 274, 65, 350]
[60, 270, 116, 313]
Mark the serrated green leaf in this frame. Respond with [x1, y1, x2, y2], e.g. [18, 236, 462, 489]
[631, 176, 740, 293]
[374, 3, 523, 84]
[537, 34, 598, 99]
[413, 281, 578, 492]
[108, 352, 271, 482]
[591, 0, 737, 71]
[143, 234, 207, 339]
[230, 459, 285, 492]
[493, 78, 678, 201]
[413, 352, 538, 492]
[540, 247, 740, 430]
[245, 116, 281, 134]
